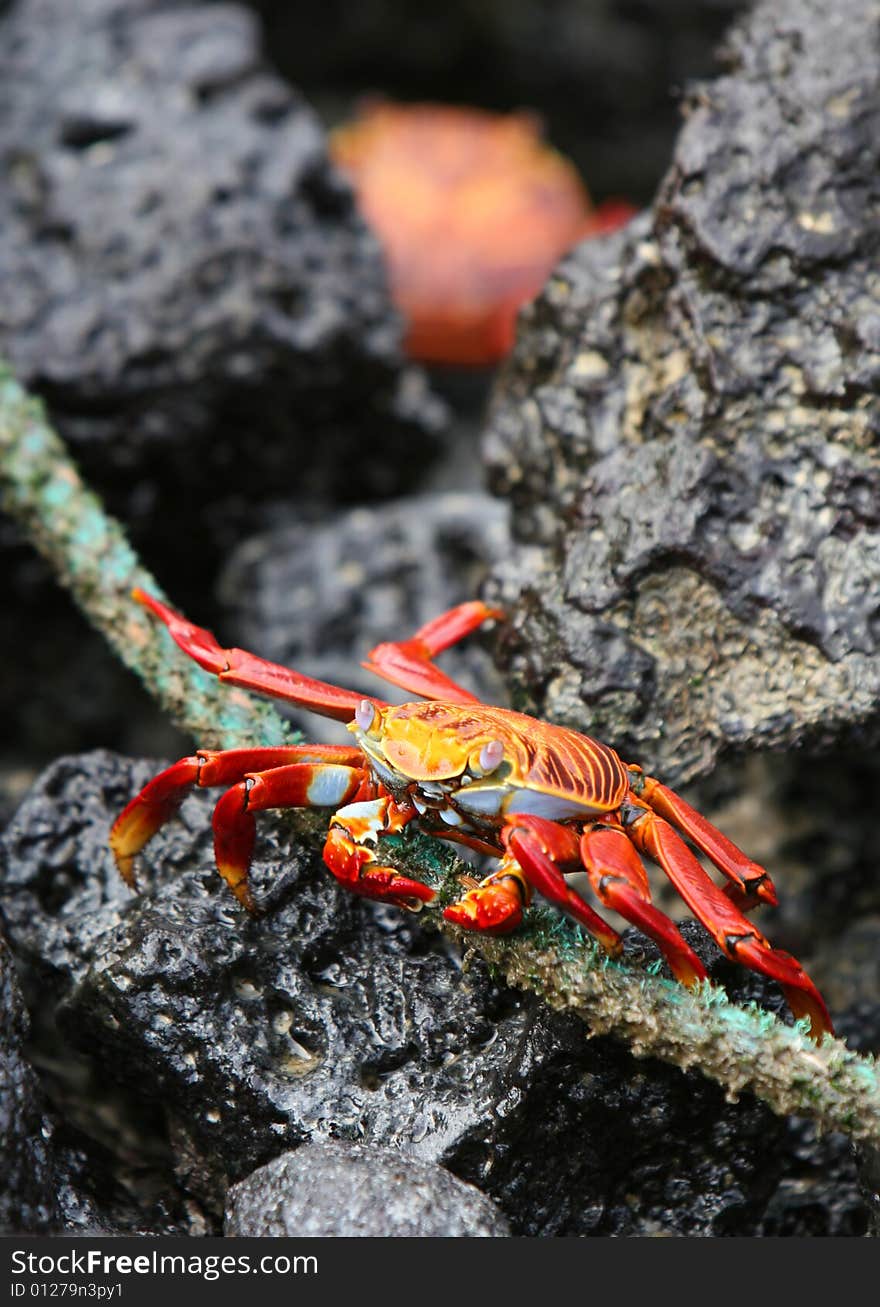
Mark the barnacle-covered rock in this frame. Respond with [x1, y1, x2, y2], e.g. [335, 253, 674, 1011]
[485, 0, 880, 784]
[0, 750, 870, 1234]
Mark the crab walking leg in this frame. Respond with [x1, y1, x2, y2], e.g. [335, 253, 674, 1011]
[132, 589, 387, 720]
[324, 796, 437, 909]
[636, 772, 777, 910]
[209, 762, 373, 911]
[623, 801, 833, 1038]
[110, 745, 367, 892]
[579, 824, 708, 987]
[446, 813, 624, 955]
[362, 601, 505, 704]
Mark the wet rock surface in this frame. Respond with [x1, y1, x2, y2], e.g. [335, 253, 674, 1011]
[224, 1141, 511, 1236]
[0, 930, 184, 1234]
[0, 937, 58, 1233]
[3, 750, 582, 1217]
[485, 0, 880, 785]
[0, 750, 872, 1235]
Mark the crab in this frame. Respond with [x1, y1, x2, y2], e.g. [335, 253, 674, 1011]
[110, 590, 832, 1040]
[329, 101, 636, 365]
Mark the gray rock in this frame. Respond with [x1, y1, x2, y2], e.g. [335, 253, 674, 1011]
[224, 1141, 510, 1237]
[0, 0, 444, 534]
[3, 751, 579, 1212]
[485, 0, 880, 785]
[0, 750, 871, 1234]
[219, 492, 512, 735]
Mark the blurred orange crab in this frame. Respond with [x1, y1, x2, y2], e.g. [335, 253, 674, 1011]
[330, 102, 636, 366]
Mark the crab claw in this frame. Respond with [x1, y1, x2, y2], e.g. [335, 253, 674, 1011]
[444, 872, 526, 934]
[322, 824, 435, 911]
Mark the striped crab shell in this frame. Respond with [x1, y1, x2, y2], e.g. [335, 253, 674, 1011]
[349, 699, 629, 829]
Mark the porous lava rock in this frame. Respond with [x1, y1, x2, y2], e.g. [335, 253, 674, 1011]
[0, 0, 445, 779]
[0, 0, 443, 545]
[0, 932, 182, 1235]
[485, 0, 880, 785]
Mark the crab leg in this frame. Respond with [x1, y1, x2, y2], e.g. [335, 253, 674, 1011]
[362, 600, 505, 703]
[133, 590, 386, 720]
[636, 771, 777, 909]
[208, 762, 371, 910]
[579, 824, 708, 987]
[446, 814, 623, 954]
[110, 745, 368, 901]
[324, 796, 437, 910]
[622, 801, 833, 1038]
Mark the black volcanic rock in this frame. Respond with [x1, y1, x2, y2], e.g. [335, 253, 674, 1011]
[485, 0, 880, 785]
[0, 937, 59, 1233]
[0, 930, 180, 1235]
[0, 0, 446, 779]
[0, 0, 444, 549]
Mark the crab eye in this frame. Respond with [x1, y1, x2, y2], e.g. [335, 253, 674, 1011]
[478, 740, 504, 774]
[355, 699, 376, 732]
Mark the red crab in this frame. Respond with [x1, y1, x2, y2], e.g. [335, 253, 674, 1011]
[111, 591, 832, 1040]
[329, 102, 637, 365]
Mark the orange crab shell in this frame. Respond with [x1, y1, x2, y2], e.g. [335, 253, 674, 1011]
[330, 102, 636, 365]
[356, 700, 628, 811]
